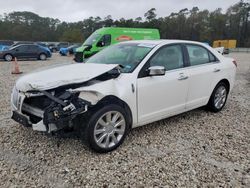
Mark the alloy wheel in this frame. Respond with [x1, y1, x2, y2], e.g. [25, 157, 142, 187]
[214, 85, 227, 109]
[93, 111, 126, 149]
[5, 54, 12, 61]
[40, 54, 46, 60]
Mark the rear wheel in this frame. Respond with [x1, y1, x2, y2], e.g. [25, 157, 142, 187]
[81, 104, 129, 153]
[4, 54, 13, 61]
[39, 53, 47, 61]
[207, 82, 229, 112]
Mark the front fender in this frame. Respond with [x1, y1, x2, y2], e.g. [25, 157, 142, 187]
[71, 74, 137, 127]
[73, 79, 119, 105]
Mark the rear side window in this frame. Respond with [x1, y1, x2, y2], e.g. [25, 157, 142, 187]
[208, 52, 217, 62]
[28, 45, 39, 52]
[186, 45, 210, 66]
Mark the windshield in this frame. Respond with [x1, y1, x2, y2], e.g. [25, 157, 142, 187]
[85, 43, 154, 73]
[68, 45, 76, 48]
[84, 33, 101, 46]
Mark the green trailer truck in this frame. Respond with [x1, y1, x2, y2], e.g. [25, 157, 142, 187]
[74, 27, 160, 62]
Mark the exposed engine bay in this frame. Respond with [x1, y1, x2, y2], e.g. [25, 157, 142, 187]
[42, 90, 89, 131]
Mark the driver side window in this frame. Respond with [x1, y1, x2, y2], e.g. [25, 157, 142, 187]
[15, 45, 29, 52]
[149, 45, 184, 71]
[98, 34, 111, 47]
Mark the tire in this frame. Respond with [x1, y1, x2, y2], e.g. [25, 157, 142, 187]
[207, 82, 229, 112]
[80, 104, 130, 153]
[39, 53, 47, 61]
[4, 54, 13, 61]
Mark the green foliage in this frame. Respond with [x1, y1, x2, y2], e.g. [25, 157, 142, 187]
[144, 8, 157, 22]
[60, 28, 83, 43]
[0, 1, 249, 46]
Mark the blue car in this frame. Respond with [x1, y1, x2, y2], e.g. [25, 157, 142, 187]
[59, 44, 81, 56]
[59, 47, 68, 56]
[39, 45, 52, 56]
[0, 45, 10, 51]
[0, 40, 14, 51]
[0, 44, 52, 61]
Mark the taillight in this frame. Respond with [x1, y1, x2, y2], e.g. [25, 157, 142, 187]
[232, 60, 237, 67]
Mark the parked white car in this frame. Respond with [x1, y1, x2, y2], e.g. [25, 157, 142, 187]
[11, 40, 237, 152]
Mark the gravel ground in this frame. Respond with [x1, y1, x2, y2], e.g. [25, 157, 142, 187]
[0, 53, 249, 187]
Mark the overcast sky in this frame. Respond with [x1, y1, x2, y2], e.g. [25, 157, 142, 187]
[0, 0, 240, 22]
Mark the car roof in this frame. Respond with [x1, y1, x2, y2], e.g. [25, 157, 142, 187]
[16, 44, 38, 47]
[11, 44, 40, 49]
[122, 39, 207, 46]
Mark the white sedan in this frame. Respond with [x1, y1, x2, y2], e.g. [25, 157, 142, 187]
[11, 40, 237, 152]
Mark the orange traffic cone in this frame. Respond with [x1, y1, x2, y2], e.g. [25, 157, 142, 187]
[11, 57, 22, 74]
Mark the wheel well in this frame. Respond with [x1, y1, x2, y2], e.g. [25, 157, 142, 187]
[39, 52, 46, 56]
[90, 95, 133, 128]
[4, 53, 13, 58]
[218, 79, 230, 91]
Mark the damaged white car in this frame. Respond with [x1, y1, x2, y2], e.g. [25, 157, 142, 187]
[11, 40, 236, 152]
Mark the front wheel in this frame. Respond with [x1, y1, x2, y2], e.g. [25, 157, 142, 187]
[4, 54, 13, 61]
[81, 104, 129, 153]
[207, 82, 229, 112]
[39, 53, 47, 61]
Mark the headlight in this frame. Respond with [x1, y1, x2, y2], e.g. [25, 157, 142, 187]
[25, 91, 44, 98]
[11, 86, 19, 108]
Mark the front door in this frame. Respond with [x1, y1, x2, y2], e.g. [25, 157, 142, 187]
[137, 44, 189, 125]
[14, 45, 30, 58]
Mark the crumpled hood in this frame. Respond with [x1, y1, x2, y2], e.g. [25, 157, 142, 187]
[15, 63, 118, 92]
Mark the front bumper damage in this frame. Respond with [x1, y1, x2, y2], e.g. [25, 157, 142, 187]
[11, 65, 122, 132]
[11, 87, 89, 133]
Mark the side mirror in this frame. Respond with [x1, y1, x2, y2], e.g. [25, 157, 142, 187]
[97, 41, 105, 47]
[148, 66, 166, 76]
[84, 45, 92, 51]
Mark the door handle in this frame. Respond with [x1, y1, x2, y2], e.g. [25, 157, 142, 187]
[178, 74, 189, 80]
[214, 68, 221, 72]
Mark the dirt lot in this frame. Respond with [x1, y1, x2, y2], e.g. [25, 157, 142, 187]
[0, 53, 249, 187]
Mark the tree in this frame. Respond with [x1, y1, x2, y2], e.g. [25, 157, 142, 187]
[135, 17, 142, 23]
[144, 8, 157, 22]
[60, 28, 83, 42]
[103, 15, 113, 27]
[0, 1, 249, 47]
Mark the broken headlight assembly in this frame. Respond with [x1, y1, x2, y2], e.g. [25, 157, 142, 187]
[42, 90, 90, 130]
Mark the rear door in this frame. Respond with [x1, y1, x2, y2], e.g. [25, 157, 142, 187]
[184, 44, 221, 109]
[27, 45, 39, 58]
